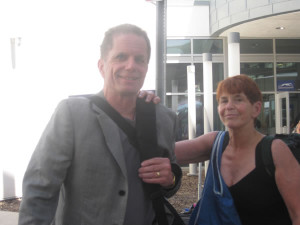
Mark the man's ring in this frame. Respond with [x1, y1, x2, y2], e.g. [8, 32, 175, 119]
[156, 172, 160, 177]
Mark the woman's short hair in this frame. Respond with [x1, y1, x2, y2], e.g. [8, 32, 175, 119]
[100, 23, 151, 63]
[216, 74, 262, 104]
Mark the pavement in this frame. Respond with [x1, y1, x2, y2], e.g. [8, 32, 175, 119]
[0, 211, 19, 225]
[0, 167, 191, 225]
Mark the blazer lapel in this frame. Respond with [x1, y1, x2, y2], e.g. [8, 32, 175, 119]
[96, 112, 128, 178]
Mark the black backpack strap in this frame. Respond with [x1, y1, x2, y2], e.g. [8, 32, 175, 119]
[136, 97, 162, 159]
[87, 95, 138, 149]
[88, 95, 183, 225]
[260, 135, 276, 177]
[135, 98, 169, 225]
[274, 133, 300, 164]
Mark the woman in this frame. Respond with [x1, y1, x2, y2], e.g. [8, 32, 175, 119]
[175, 75, 300, 225]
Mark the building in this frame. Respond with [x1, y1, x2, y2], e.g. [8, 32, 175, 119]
[164, 0, 300, 140]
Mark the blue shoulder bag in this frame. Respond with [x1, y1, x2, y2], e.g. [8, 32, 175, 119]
[189, 131, 242, 225]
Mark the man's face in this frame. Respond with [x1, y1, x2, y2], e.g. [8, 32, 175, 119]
[98, 33, 149, 97]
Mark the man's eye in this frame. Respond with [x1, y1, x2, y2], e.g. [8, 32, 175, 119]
[116, 54, 126, 61]
[135, 56, 146, 64]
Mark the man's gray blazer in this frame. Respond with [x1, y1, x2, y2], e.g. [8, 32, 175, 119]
[18, 96, 180, 225]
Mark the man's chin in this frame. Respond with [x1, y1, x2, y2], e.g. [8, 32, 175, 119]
[120, 90, 140, 97]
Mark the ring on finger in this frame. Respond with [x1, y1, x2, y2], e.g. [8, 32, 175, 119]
[156, 171, 160, 177]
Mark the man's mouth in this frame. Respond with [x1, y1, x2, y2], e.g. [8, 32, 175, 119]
[118, 75, 139, 80]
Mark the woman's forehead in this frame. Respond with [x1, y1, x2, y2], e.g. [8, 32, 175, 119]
[219, 91, 245, 97]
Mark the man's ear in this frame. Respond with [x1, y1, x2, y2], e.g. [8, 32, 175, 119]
[98, 59, 105, 78]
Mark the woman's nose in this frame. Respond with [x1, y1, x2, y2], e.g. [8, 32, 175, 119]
[225, 100, 234, 109]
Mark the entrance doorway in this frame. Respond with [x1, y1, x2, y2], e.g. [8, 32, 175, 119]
[275, 92, 290, 134]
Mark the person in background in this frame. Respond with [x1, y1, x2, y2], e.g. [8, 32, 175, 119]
[19, 24, 181, 225]
[175, 74, 300, 225]
[291, 113, 300, 134]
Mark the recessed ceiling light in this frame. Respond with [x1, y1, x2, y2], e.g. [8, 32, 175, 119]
[276, 26, 285, 30]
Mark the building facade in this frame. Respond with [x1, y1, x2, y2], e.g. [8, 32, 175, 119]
[165, 0, 300, 140]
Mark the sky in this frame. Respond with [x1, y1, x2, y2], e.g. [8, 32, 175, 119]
[0, 0, 157, 198]
[1, 0, 157, 93]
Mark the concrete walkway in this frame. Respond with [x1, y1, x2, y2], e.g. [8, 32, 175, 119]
[0, 211, 19, 225]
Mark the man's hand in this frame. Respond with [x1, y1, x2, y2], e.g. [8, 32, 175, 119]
[138, 90, 161, 104]
[138, 157, 175, 188]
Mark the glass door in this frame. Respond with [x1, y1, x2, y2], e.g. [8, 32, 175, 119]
[275, 92, 290, 134]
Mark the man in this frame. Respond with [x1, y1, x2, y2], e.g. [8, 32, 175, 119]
[19, 24, 181, 225]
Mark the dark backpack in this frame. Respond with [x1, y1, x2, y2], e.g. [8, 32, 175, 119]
[261, 133, 300, 176]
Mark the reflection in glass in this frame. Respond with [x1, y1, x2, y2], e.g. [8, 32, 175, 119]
[167, 95, 204, 141]
[167, 39, 191, 54]
[241, 63, 274, 91]
[193, 39, 223, 54]
[276, 39, 300, 54]
[276, 62, 300, 91]
[166, 63, 224, 93]
[240, 39, 273, 54]
[257, 94, 276, 135]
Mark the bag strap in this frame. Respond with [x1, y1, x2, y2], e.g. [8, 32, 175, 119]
[260, 136, 276, 176]
[211, 131, 226, 195]
[261, 133, 300, 177]
[88, 95, 138, 149]
[87, 95, 180, 225]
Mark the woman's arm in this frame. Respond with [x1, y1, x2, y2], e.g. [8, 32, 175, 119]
[272, 139, 300, 225]
[175, 131, 218, 165]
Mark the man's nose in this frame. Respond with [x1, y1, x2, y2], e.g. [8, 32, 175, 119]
[125, 58, 136, 70]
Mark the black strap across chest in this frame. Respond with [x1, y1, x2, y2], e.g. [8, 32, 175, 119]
[87, 95, 170, 225]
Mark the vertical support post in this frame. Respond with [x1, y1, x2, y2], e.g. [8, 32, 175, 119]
[201, 53, 213, 198]
[187, 65, 197, 176]
[156, 0, 167, 105]
[171, 80, 178, 112]
[10, 38, 16, 69]
[228, 32, 240, 77]
[203, 53, 213, 133]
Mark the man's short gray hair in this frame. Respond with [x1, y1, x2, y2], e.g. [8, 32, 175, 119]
[100, 24, 151, 63]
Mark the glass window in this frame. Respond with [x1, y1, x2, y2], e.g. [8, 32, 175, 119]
[276, 62, 300, 91]
[166, 39, 191, 54]
[212, 63, 224, 91]
[240, 39, 273, 54]
[257, 94, 276, 135]
[240, 63, 274, 91]
[276, 39, 300, 54]
[166, 95, 204, 141]
[166, 63, 203, 93]
[213, 96, 225, 131]
[166, 63, 193, 93]
[193, 39, 223, 54]
[166, 63, 224, 93]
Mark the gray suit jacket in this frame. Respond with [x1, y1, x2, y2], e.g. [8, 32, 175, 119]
[19, 96, 180, 225]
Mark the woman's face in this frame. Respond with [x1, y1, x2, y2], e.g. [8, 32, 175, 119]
[218, 92, 261, 130]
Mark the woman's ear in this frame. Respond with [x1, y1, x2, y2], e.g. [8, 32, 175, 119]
[252, 101, 262, 118]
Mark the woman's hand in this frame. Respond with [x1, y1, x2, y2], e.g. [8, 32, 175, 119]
[138, 90, 161, 104]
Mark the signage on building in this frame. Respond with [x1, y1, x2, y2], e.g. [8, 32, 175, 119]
[277, 80, 295, 91]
